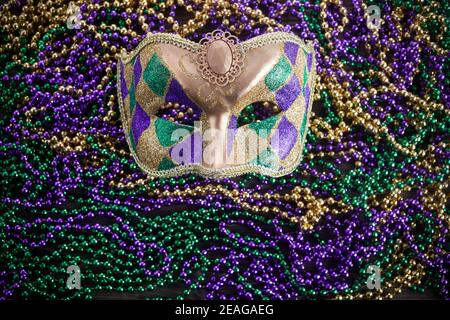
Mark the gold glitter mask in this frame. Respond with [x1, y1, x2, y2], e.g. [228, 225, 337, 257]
[117, 31, 316, 178]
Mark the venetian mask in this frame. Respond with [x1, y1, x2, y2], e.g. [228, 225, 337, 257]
[117, 30, 316, 178]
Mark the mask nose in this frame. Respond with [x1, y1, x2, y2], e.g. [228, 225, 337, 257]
[202, 109, 231, 169]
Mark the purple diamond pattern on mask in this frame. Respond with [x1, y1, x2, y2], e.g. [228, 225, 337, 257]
[275, 74, 301, 111]
[165, 79, 202, 115]
[131, 102, 150, 143]
[134, 55, 142, 86]
[227, 115, 237, 156]
[120, 63, 128, 98]
[270, 116, 297, 160]
[284, 42, 299, 66]
[307, 52, 313, 72]
[170, 131, 202, 165]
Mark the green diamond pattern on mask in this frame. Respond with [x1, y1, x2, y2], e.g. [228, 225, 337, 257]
[303, 65, 308, 89]
[158, 157, 176, 170]
[129, 128, 136, 151]
[264, 56, 292, 92]
[248, 115, 279, 139]
[155, 118, 194, 148]
[299, 113, 308, 139]
[144, 53, 170, 97]
[252, 147, 279, 169]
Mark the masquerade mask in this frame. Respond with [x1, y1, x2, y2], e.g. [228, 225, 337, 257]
[117, 30, 316, 178]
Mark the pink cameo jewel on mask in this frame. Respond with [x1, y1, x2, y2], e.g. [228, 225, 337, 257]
[195, 30, 245, 87]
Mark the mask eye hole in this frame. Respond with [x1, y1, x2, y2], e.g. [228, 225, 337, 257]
[237, 101, 281, 127]
[155, 102, 201, 126]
